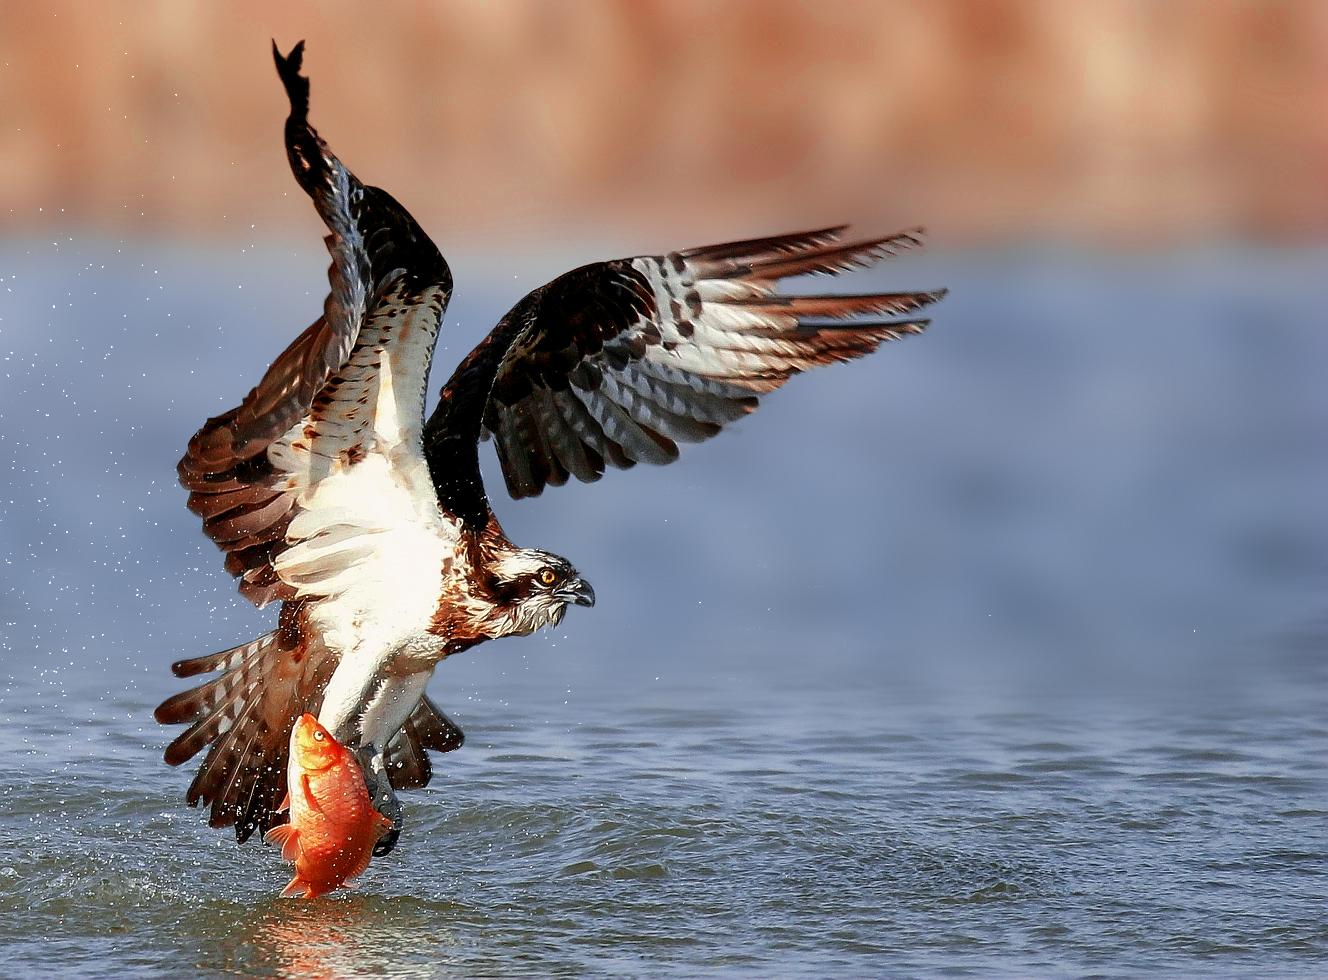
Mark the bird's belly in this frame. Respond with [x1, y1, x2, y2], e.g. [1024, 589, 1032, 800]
[313, 611, 445, 748]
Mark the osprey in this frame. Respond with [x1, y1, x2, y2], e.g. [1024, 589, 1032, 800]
[155, 42, 945, 853]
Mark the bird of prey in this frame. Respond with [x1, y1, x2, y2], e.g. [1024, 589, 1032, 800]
[155, 41, 945, 853]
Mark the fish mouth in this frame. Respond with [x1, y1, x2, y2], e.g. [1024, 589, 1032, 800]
[557, 577, 595, 608]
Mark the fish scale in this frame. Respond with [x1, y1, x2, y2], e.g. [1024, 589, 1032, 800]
[265, 714, 392, 898]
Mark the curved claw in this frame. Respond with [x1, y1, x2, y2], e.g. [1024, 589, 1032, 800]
[355, 745, 404, 856]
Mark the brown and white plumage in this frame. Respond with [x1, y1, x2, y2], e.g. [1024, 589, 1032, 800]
[156, 41, 944, 847]
[423, 227, 942, 526]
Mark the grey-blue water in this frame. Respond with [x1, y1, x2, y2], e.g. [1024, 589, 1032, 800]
[1, 238, 1325, 978]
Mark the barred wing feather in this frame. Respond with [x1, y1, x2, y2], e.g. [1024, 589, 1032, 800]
[177, 41, 452, 607]
[158, 42, 458, 842]
[424, 226, 943, 523]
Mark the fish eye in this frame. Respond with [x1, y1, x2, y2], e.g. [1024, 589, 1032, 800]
[313, 730, 325, 741]
[539, 567, 557, 586]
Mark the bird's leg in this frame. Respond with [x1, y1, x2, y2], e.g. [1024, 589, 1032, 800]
[354, 744, 403, 856]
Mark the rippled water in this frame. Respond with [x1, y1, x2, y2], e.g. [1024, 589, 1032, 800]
[1, 241, 1325, 977]
[3, 651, 1325, 978]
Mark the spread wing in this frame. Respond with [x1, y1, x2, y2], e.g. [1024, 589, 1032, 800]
[159, 43, 456, 843]
[177, 41, 452, 607]
[423, 227, 944, 527]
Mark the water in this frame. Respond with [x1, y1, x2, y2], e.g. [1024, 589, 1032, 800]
[1, 239, 1325, 977]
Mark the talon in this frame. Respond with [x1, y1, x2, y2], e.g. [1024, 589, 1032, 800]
[356, 746, 404, 856]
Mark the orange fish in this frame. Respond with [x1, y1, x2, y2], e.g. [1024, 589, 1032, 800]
[264, 713, 393, 898]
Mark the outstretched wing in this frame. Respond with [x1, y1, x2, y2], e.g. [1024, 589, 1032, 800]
[159, 43, 456, 842]
[423, 227, 943, 527]
[177, 41, 452, 607]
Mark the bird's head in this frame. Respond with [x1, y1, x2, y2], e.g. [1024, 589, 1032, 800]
[487, 548, 595, 636]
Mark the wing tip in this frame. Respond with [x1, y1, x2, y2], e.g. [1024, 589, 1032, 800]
[272, 39, 309, 121]
[161, 737, 195, 768]
[677, 224, 851, 267]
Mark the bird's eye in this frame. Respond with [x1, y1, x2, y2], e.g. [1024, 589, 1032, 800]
[539, 568, 557, 586]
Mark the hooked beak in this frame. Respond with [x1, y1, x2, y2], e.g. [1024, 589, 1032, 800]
[557, 577, 596, 608]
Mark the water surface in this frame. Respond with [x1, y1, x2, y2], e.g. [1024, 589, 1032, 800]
[0, 240, 1324, 977]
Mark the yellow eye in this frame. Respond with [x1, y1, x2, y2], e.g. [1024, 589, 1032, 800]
[539, 568, 557, 586]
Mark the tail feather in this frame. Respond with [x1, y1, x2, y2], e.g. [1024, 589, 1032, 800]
[156, 604, 335, 842]
[158, 633, 278, 766]
[214, 707, 289, 840]
[167, 633, 274, 681]
[204, 697, 272, 831]
[159, 612, 466, 841]
[412, 696, 466, 755]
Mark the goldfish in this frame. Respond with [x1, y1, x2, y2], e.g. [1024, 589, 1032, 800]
[264, 713, 393, 898]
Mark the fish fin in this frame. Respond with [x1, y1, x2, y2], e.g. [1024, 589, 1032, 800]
[299, 773, 324, 816]
[264, 823, 303, 864]
[371, 810, 394, 839]
[279, 875, 311, 899]
[277, 792, 290, 813]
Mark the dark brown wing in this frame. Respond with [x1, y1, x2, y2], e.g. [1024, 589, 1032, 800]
[177, 41, 452, 606]
[160, 43, 459, 843]
[422, 226, 943, 526]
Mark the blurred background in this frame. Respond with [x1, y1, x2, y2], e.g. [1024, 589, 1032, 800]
[2, 7, 1326, 974]
[3, 0, 1325, 245]
[0, 0, 1325, 698]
